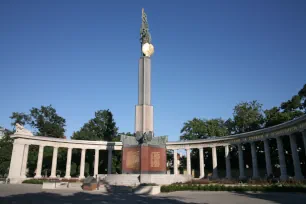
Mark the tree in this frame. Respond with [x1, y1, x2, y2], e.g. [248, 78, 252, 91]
[9, 112, 31, 127]
[180, 118, 228, 140]
[72, 109, 119, 175]
[9, 105, 66, 138]
[264, 107, 303, 127]
[0, 129, 13, 176]
[228, 100, 264, 134]
[72, 110, 118, 141]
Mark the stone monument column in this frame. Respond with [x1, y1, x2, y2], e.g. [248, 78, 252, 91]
[224, 145, 231, 179]
[173, 149, 178, 175]
[79, 148, 86, 179]
[250, 142, 259, 179]
[65, 148, 72, 179]
[135, 57, 154, 134]
[276, 136, 288, 181]
[34, 145, 44, 178]
[199, 148, 205, 178]
[238, 144, 245, 179]
[50, 146, 58, 178]
[212, 146, 218, 179]
[263, 139, 272, 176]
[289, 134, 304, 180]
[121, 9, 167, 178]
[94, 149, 99, 176]
[107, 148, 113, 174]
[21, 144, 29, 178]
[186, 148, 191, 175]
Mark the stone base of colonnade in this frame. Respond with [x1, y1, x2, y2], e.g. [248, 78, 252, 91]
[101, 174, 192, 186]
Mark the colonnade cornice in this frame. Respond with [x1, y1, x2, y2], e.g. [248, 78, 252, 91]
[10, 114, 306, 151]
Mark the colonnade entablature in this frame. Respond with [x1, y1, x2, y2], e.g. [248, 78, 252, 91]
[166, 115, 306, 181]
[8, 115, 306, 183]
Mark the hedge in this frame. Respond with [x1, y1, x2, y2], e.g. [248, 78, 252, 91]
[22, 178, 81, 184]
[22, 179, 45, 184]
[161, 184, 306, 193]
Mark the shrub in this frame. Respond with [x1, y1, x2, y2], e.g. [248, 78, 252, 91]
[22, 179, 44, 184]
[160, 183, 306, 193]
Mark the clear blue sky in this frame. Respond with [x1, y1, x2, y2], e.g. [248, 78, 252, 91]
[1, 0, 305, 141]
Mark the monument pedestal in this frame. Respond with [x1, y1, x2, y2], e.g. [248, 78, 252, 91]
[121, 135, 167, 182]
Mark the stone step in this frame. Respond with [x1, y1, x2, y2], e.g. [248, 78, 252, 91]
[101, 174, 140, 186]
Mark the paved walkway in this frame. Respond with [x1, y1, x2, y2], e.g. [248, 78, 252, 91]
[1, 184, 306, 204]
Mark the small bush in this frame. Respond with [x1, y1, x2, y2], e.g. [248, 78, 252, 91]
[22, 179, 44, 184]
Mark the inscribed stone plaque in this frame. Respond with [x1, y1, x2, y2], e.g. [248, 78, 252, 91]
[150, 152, 160, 168]
[126, 150, 139, 169]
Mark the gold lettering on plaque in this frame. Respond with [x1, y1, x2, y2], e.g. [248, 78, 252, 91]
[126, 150, 139, 169]
[151, 152, 160, 168]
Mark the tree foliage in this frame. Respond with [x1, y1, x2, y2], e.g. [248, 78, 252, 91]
[228, 100, 264, 134]
[0, 130, 13, 176]
[180, 118, 228, 140]
[9, 105, 66, 138]
[72, 109, 118, 141]
[71, 109, 120, 175]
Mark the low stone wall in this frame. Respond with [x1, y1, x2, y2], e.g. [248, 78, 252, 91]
[134, 186, 160, 195]
[102, 174, 192, 186]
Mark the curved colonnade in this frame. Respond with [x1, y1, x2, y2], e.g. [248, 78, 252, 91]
[8, 115, 306, 184]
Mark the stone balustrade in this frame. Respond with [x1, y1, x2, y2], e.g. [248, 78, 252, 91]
[8, 115, 306, 183]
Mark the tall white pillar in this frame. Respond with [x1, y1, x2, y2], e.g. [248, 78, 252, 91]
[21, 144, 29, 178]
[199, 148, 205, 178]
[250, 142, 259, 179]
[107, 148, 113, 174]
[289, 134, 304, 180]
[302, 130, 306, 156]
[34, 145, 44, 178]
[173, 149, 178, 175]
[94, 149, 99, 177]
[65, 148, 72, 179]
[79, 148, 86, 179]
[276, 136, 288, 181]
[186, 148, 191, 175]
[238, 144, 245, 179]
[212, 146, 218, 179]
[225, 145, 231, 179]
[264, 139, 272, 176]
[8, 141, 26, 183]
[50, 147, 58, 178]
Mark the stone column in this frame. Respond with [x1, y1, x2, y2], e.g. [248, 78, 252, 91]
[94, 149, 99, 177]
[50, 147, 58, 178]
[8, 141, 26, 183]
[199, 148, 205, 178]
[264, 139, 272, 176]
[79, 148, 86, 179]
[276, 136, 288, 181]
[186, 148, 191, 175]
[225, 145, 231, 179]
[173, 149, 178, 175]
[289, 134, 304, 180]
[212, 146, 218, 179]
[250, 142, 259, 179]
[107, 148, 113, 174]
[238, 144, 245, 179]
[34, 145, 44, 178]
[303, 130, 306, 156]
[21, 144, 29, 178]
[65, 148, 72, 179]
